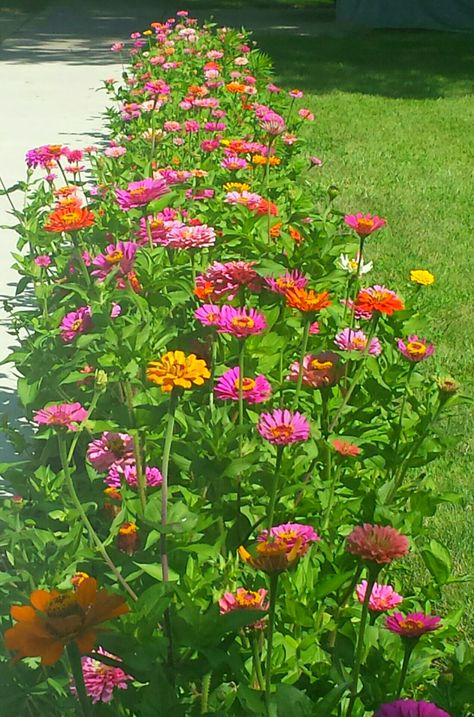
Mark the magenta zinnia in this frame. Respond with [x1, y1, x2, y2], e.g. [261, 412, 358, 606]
[195, 260, 261, 301]
[397, 335, 435, 362]
[91, 241, 138, 281]
[60, 306, 92, 343]
[344, 212, 386, 237]
[385, 612, 441, 638]
[217, 306, 267, 338]
[33, 403, 88, 431]
[215, 367, 272, 404]
[219, 588, 268, 629]
[71, 647, 132, 704]
[374, 700, 451, 717]
[264, 270, 308, 296]
[115, 177, 169, 210]
[258, 523, 320, 551]
[194, 304, 221, 326]
[335, 328, 382, 356]
[346, 524, 409, 564]
[257, 408, 310, 445]
[356, 580, 403, 612]
[87, 432, 135, 473]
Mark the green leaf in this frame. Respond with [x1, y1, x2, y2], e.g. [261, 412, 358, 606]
[314, 682, 351, 716]
[134, 562, 179, 582]
[275, 684, 313, 717]
[313, 571, 354, 600]
[421, 539, 452, 585]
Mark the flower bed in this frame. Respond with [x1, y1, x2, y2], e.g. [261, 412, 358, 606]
[0, 10, 472, 717]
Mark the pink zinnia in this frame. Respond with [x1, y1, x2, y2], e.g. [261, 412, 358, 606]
[104, 145, 127, 158]
[265, 270, 308, 296]
[397, 335, 435, 362]
[288, 352, 342, 389]
[60, 306, 92, 343]
[91, 241, 138, 281]
[221, 156, 249, 170]
[257, 408, 310, 445]
[194, 304, 221, 326]
[344, 212, 386, 237]
[215, 367, 272, 404]
[356, 580, 403, 612]
[219, 587, 269, 625]
[374, 700, 451, 717]
[217, 306, 267, 338]
[195, 260, 261, 301]
[385, 612, 441, 638]
[105, 464, 163, 489]
[335, 328, 382, 356]
[165, 222, 216, 249]
[33, 402, 88, 431]
[72, 647, 132, 703]
[258, 523, 320, 551]
[346, 524, 409, 564]
[34, 255, 51, 267]
[115, 177, 169, 210]
[87, 432, 135, 472]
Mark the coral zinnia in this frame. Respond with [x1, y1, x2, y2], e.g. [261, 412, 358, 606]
[346, 524, 409, 564]
[356, 580, 403, 612]
[385, 612, 441, 638]
[215, 367, 272, 404]
[374, 700, 451, 717]
[332, 439, 361, 457]
[44, 206, 95, 233]
[147, 350, 210, 392]
[344, 212, 386, 237]
[397, 336, 435, 362]
[257, 408, 310, 445]
[4, 577, 128, 665]
[354, 285, 404, 316]
[285, 287, 331, 313]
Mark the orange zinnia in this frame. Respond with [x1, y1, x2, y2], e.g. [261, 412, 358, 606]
[4, 577, 128, 665]
[147, 350, 210, 393]
[44, 205, 95, 233]
[354, 286, 405, 316]
[285, 287, 331, 313]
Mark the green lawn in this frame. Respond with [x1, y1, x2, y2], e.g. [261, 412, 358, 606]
[252, 28, 474, 634]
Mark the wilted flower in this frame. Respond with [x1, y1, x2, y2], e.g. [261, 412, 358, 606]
[257, 408, 310, 445]
[33, 403, 88, 431]
[436, 376, 460, 394]
[374, 700, 451, 717]
[344, 213, 386, 237]
[72, 647, 132, 704]
[356, 581, 403, 611]
[217, 306, 267, 338]
[288, 352, 342, 389]
[385, 612, 441, 639]
[215, 367, 271, 404]
[397, 336, 435, 362]
[346, 524, 409, 564]
[147, 350, 210, 392]
[117, 522, 139, 555]
[410, 269, 434, 286]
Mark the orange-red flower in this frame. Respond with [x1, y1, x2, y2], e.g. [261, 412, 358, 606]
[44, 206, 95, 233]
[285, 287, 331, 313]
[354, 286, 404, 316]
[4, 577, 128, 665]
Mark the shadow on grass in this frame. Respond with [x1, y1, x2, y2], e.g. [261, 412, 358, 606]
[254, 29, 474, 98]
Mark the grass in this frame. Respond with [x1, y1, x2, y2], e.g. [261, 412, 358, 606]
[250, 28, 474, 634]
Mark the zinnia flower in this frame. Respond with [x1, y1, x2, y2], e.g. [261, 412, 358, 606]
[397, 336, 435, 362]
[332, 439, 361, 457]
[285, 287, 331, 313]
[117, 522, 139, 555]
[258, 523, 320, 551]
[356, 580, 403, 611]
[195, 260, 261, 301]
[71, 647, 132, 703]
[44, 206, 95, 232]
[374, 700, 451, 717]
[335, 328, 382, 356]
[4, 577, 128, 665]
[91, 241, 138, 281]
[105, 464, 162, 489]
[265, 270, 308, 295]
[346, 524, 409, 564]
[217, 306, 267, 338]
[288, 352, 342, 389]
[164, 222, 216, 249]
[115, 178, 169, 210]
[147, 350, 210, 392]
[34, 255, 52, 267]
[238, 539, 301, 573]
[354, 285, 404, 316]
[257, 408, 310, 445]
[87, 432, 135, 472]
[33, 402, 88, 431]
[60, 306, 92, 343]
[194, 304, 221, 326]
[385, 612, 441, 639]
[219, 588, 268, 629]
[339, 253, 373, 275]
[344, 212, 386, 237]
[215, 367, 271, 404]
[410, 270, 434, 286]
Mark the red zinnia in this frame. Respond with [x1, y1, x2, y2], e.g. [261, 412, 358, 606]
[354, 285, 404, 317]
[44, 206, 95, 233]
[346, 524, 409, 564]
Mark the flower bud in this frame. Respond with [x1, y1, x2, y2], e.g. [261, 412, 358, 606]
[95, 369, 108, 390]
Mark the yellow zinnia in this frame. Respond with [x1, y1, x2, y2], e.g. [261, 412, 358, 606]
[147, 350, 210, 393]
[410, 269, 435, 286]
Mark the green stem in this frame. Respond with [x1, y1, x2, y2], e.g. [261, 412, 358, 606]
[252, 633, 265, 690]
[393, 365, 415, 456]
[236, 339, 246, 530]
[396, 640, 416, 698]
[67, 641, 91, 717]
[124, 380, 147, 516]
[345, 568, 379, 717]
[322, 448, 336, 533]
[267, 445, 284, 532]
[67, 390, 100, 463]
[145, 214, 154, 250]
[265, 572, 279, 717]
[58, 434, 138, 602]
[201, 672, 212, 714]
[292, 318, 311, 410]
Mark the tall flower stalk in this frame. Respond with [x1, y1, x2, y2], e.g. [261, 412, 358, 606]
[292, 317, 311, 410]
[266, 445, 284, 531]
[264, 572, 279, 717]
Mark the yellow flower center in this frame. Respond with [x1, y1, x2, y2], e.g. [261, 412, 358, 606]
[399, 618, 425, 631]
[236, 590, 262, 608]
[311, 359, 333, 370]
[62, 211, 81, 223]
[46, 593, 82, 618]
[269, 424, 294, 440]
[119, 522, 138, 535]
[105, 250, 124, 264]
[352, 337, 367, 349]
[406, 341, 427, 356]
[348, 259, 358, 271]
[71, 319, 83, 331]
[234, 377, 256, 392]
[129, 187, 146, 196]
[232, 316, 254, 329]
[358, 218, 374, 230]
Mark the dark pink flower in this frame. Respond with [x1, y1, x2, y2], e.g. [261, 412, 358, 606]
[219, 588, 268, 629]
[33, 403, 88, 431]
[87, 432, 135, 472]
[265, 270, 308, 296]
[374, 700, 451, 717]
[72, 647, 132, 703]
[91, 241, 138, 281]
[215, 367, 271, 404]
[105, 464, 163, 489]
[346, 524, 409, 565]
[217, 306, 267, 338]
[194, 304, 221, 326]
[257, 408, 310, 445]
[385, 612, 441, 639]
[345, 212, 386, 237]
[60, 306, 92, 343]
[115, 178, 168, 210]
[397, 335, 435, 362]
[258, 523, 319, 550]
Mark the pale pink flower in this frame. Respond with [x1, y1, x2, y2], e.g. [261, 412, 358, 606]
[87, 432, 135, 472]
[356, 580, 404, 612]
[104, 146, 127, 158]
[215, 367, 271, 404]
[221, 156, 248, 170]
[110, 42, 125, 52]
[217, 306, 267, 338]
[72, 647, 132, 703]
[33, 403, 88, 431]
[60, 306, 92, 343]
[298, 108, 314, 121]
[257, 409, 310, 445]
[335, 328, 382, 356]
[289, 89, 304, 99]
[164, 222, 216, 249]
[397, 336, 435, 362]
